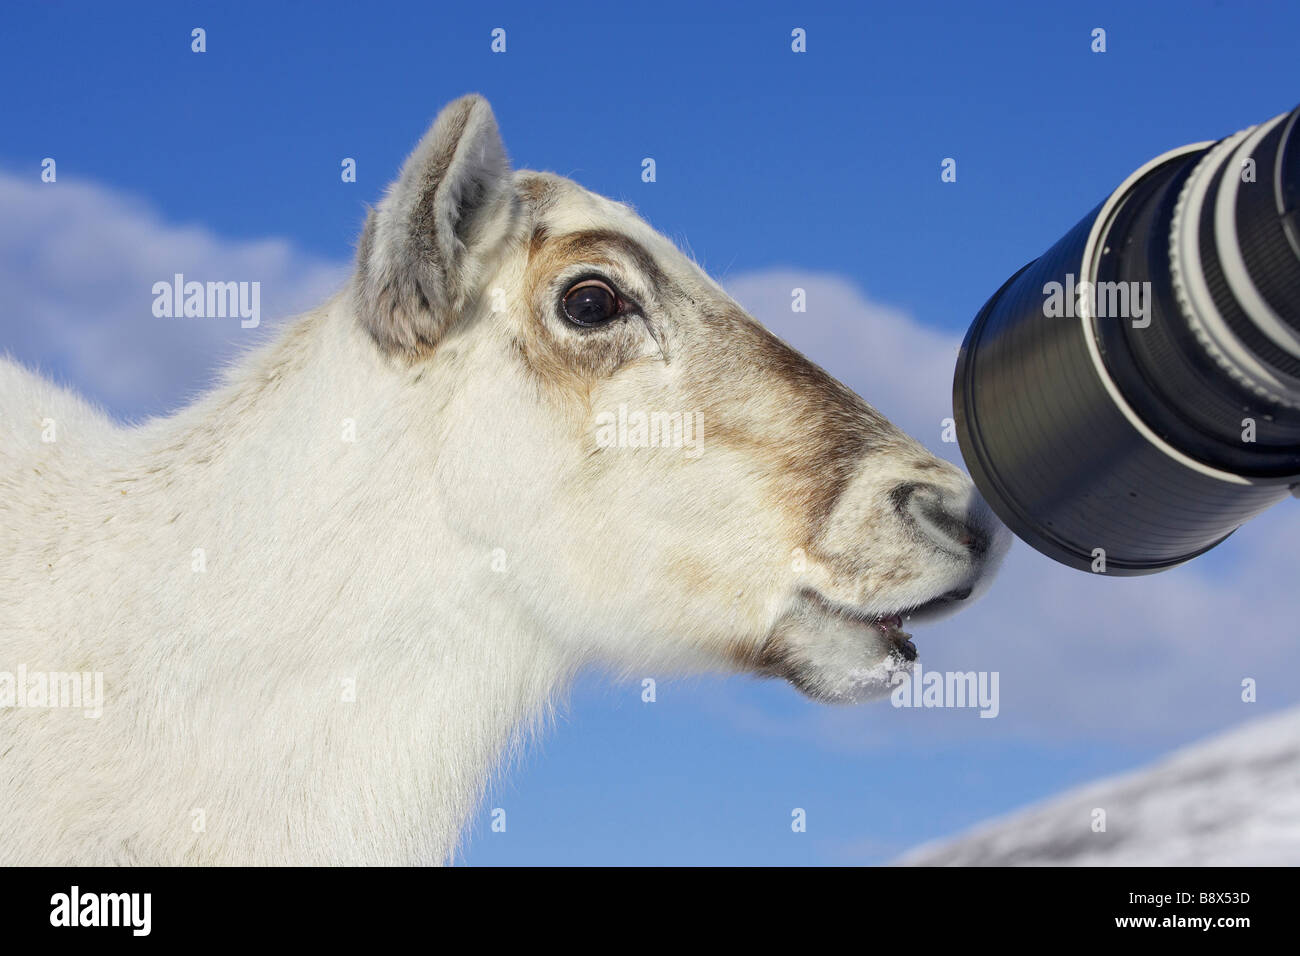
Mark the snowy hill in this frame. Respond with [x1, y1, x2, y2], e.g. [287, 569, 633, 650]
[897, 708, 1300, 866]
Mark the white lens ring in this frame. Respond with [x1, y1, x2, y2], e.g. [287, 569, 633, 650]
[1170, 121, 1300, 409]
[1214, 113, 1300, 358]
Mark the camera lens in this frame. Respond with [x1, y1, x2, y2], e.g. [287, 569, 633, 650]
[954, 104, 1300, 574]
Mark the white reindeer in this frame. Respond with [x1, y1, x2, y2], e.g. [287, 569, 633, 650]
[0, 96, 1009, 865]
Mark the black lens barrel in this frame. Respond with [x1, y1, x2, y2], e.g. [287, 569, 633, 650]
[954, 104, 1300, 575]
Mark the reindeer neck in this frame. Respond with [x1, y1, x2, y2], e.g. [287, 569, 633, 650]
[66, 301, 568, 863]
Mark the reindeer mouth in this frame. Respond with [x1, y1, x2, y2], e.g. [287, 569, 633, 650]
[842, 610, 916, 662]
[799, 589, 919, 662]
[763, 588, 971, 703]
[800, 580, 982, 663]
[870, 614, 917, 661]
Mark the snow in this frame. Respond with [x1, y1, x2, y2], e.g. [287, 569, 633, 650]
[896, 707, 1300, 865]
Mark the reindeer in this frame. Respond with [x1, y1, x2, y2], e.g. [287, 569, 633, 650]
[0, 95, 1009, 864]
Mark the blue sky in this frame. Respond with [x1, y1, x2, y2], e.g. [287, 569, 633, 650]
[3, 0, 1298, 864]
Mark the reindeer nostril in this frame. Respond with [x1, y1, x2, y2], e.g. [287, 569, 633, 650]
[944, 586, 973, 601]
[954, 524, 989, 557]
[895, 482, 989, 557]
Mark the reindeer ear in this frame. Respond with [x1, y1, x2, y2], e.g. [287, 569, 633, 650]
[353, 94, 515, 354]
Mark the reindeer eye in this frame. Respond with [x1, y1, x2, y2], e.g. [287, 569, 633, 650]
[561, 279, 620, 327]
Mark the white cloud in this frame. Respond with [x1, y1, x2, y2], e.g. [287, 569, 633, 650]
[0, 171, 349, 421]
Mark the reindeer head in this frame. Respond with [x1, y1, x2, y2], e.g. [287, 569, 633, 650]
[352, 95, 1010, 704]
